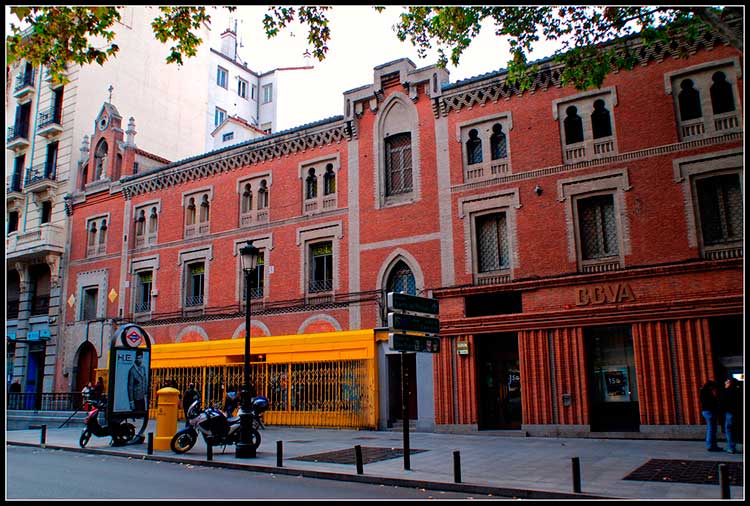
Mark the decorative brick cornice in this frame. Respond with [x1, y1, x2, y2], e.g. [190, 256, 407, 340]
[122, 121, 352, 199]
[435, 19, 742, 118]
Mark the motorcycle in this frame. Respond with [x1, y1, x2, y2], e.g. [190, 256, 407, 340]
[79, 397, 137, 447]
[170, 396, 268, 454]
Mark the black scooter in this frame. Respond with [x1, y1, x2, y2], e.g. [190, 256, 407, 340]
[79, 397, 138, 447]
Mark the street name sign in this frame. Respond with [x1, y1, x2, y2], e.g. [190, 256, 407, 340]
[387, 312, 440, 336]
[389, 333, 440, 353]
[387, 292, 439, 315]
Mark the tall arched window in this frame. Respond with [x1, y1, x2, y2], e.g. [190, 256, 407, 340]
[490, 123, 507, 160]
[710, 71, 735, 114]
[199, 194, 210, 222]
[678, 79, 702, 120]
[94, 139, 108, 180]
[135, 209, 146, 237]
[466, 128, 483, 164]
[148, 207, 158, 234]
[241, 183, 253, 213]
[258, 180, 269, 209]
[564, 106, 584, 144]
[385, 133, 413, 195]
[590, 99, 612, 139]
[305, 168, 318, 200]
[324, 164, 336, 195]
[386, 260, 416, 296]
[186, 197, 196, 225]
[98, 219, 107, 245]
[88, 222, 97, 247]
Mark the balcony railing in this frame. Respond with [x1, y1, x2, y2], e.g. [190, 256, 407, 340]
[185, 295, 204, 307]
[134, 301, 151, 313]
[25, 162, 56, 186]
[30, 295, 50, 316]
[38, 107, 62, 129]
[14, 69, 36, 92]
[7, 124, 30, 143]
[309, 279, 333, 293]
[7, 392, 84, 412]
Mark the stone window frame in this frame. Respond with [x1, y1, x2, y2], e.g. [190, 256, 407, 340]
[130, 255, 159, 316]
[296, 221, 343, 299]
[76, 269, 108, 321]
[672, 147, 743, 260]
[456, 111, 514, 183]
[557, 169, 632, 273]
[85, 213, 110, 258]
[664, 57, 742, 142]
[237, 173, 272, 227]
[458, 189, 521, 285]
[182, 186, 213, 238]
[133, 199, 161, 249]
[373, 92, 421, 209]
[177, 245, 213, 311]
[232, 235, 273, 304]
[299, 153, 340, 216]
[552, 86, 619, 164]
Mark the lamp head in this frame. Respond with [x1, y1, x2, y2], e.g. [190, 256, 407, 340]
[240, 240, 260, 271]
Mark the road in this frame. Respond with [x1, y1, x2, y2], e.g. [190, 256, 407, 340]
[7, 446, 485, 500]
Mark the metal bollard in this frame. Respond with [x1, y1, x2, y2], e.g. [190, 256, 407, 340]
[354, 445, 364, 475]
[206, 441, 213, 461]
[276, 440, 283, 467]
[719, 464, 730, 499]
[572, 457, 582, 493]
[453, 450, 462, 483]
[40, 424, 47, 447]
[147, 432, 154, 455]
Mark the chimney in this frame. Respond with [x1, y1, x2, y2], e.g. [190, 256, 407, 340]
[220, 28, 237, 60]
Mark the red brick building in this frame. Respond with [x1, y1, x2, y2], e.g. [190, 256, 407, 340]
[59, 20, 743, 438]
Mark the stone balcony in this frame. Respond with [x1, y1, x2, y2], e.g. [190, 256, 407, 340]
[6, 224, 65, 259]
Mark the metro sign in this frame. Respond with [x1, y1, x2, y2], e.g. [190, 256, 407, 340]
[125, 329, 144, 347]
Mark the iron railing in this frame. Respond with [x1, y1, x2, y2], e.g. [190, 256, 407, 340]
[7, 124, 30, 143]
[7, 392, 85, 411]
[38, 107, 62, 129]
[309, 279, 333, 293]
[25, 162, 56, 186]
[185, 295, 204, 307]
[15, 69, 35, 91]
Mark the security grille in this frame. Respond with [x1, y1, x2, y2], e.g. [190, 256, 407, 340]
[387, 262, 416, 295]
[385, 133, 413, 195]
[310, 242, 333, 293]
[476, 212, 509, 272]
[578, 195, 618, 260]
[696, 173, 743, 245]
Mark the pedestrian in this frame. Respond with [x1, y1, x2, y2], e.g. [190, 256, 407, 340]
[720, 377, 742, 454]
[700, 380, 722, 452]
[81, 381, 93, 409]
[9, 379, 22, 393]
[92, 377, 105, 401]
[183, 382, 200, 418]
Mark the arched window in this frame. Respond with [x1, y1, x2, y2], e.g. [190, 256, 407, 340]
[135, 209, 146, 237]
[386, 261, 416, 296]
[466, 128, 483, 165]
[148, 207, 158, 234]
[490, 123, 507, 160]
[94, 139, 108, 180]
[710, 71, 735, 114]
[186, 197, 196, 225]
[199, 194, 210, 222]
[88, 222, 97, 247]
[241, 183, 252, 213]
[564, 105, 584, 144]
[98, 219, 107, 246]
[678, 79, 702, 120]
[324, 164, 336, 195]
[385, 133, 412, 196]
[258, 180, 269, 209]
[590, 99, 612, 139]
[305, 168, 318, 200]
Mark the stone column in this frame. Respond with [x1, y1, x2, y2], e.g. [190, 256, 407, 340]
[12, 262, 31, 384]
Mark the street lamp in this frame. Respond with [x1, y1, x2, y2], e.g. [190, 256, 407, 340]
[236, 239, 259, 458]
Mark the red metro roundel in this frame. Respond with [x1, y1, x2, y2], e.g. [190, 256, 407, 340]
[125, 328, 144, 347]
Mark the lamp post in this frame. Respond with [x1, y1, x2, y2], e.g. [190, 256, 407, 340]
[236, 240, 259, 458]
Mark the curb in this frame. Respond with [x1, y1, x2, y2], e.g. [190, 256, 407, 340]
[8, 441, 614, 499]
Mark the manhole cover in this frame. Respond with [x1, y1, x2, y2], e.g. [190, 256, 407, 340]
[624, 459, 743, 486]
[292, 446, 427, 465]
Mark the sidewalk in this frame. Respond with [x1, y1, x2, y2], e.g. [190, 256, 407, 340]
[6, 422, 743, 500]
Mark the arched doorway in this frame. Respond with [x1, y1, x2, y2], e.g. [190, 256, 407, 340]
[76, 341, 98, 392]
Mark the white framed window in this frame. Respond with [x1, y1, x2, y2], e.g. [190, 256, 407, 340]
[251, 84, 257, 100]
[262, 84, 273, 104]
[216, 66, 228, 88]
[237, 78, 248, 99]
[215, 107, 226, 127]
[222, 132, 234, 142]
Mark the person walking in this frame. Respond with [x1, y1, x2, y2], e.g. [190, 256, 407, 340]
[183, 382, 200, 418]
[720, 377, 742, 454]
[92, 377, 105, 401]
[81, 381, 93, 408]
[700, 380, 722, 452]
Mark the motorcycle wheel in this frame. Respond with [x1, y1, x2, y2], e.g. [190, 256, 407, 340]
[113, 422, 136, 445]
[79, 430, 92, 448]
[249, 427, 261, 450]
[170, 431, 197, 454]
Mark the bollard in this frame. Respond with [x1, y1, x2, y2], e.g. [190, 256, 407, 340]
[206, 441, 213, 461]
[453, 450, 462, 483]
[40, 424, 47, 447]
[276, 440, 283, 467]
[354, 445, 364, 475]
[719, 464, 730, 499]
[147, 432, 154, 455]
[571, 457, 582, 493]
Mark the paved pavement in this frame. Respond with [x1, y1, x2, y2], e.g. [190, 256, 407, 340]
[6, 422, 744, 500]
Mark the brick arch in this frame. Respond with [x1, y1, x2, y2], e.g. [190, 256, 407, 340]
[375, 249, 426, 294]
[297, 314, 342, 335]
[231, 320, 270, 339]
[175, 325, 209, 343]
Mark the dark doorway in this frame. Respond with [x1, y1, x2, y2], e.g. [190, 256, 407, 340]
[25, 346, 46, 410]
[76, 341, 98, 392]
[585, 325, 640, 432]
[387, 353, 417, 424]
[476, 333, 522, 429]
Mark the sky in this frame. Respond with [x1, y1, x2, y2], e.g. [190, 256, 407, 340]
[209, 6, 562, 131]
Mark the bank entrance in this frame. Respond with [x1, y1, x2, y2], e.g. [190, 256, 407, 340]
[476, 333, 521, 430]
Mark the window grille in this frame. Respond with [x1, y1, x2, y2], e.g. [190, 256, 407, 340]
[490, 124, 507, 160]
[697, 173, 743, 246]
[387, 261, 416, 295]
[578, 195, 619, 260]
[242, 253, 265, 300]
[135, 272, 152, 312]
[476, 213, 509, 272]
[385, 133, 412, 196]
[310, 242, 333, 293]
[323, 165, 336, 195]
[186, 263, 205, 306]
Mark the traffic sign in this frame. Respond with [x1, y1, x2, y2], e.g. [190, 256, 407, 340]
[389, 333, 440, 353]
[387, 312, 440, 335]
[387, 292, 439, 315]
